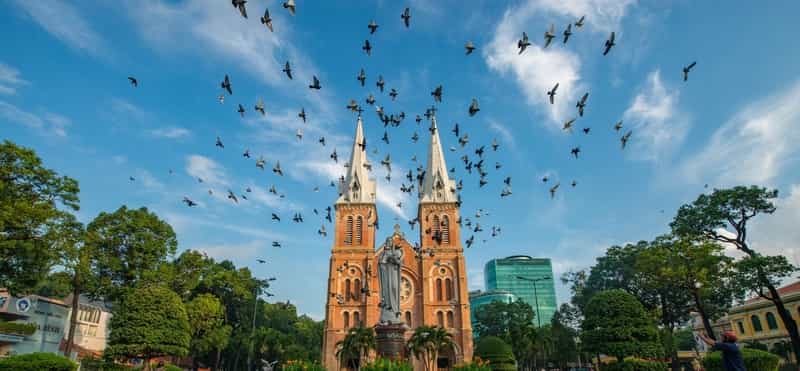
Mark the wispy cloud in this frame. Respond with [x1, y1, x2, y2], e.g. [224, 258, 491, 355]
[12, 0, 107, 58]
[622, 69, 687, 161]
[150, 126, 192, 139]
[488, 120, 515, 150]
[0, 101, 69, 137]
[679, 80, 800, 186]
[134, 168, 165, 190]
[185, 154, 230, 187]
[0, 62, 28, 95]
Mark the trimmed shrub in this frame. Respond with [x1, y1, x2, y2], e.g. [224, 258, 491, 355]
[703, 348, 780, 371]
[361, 358, 412, 371]
[600, 358, 668, 371]
[0, 320, 38, 336]
[0, 352, 78, 371]
[79, 357, 133, 371]
[282, 360, 326, 371]
[475, 337, 517, 371]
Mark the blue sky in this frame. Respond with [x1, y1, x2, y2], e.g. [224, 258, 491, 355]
[2, 0, 800, 319]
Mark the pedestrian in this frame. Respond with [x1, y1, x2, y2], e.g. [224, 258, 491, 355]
[698, 331, 746, 371]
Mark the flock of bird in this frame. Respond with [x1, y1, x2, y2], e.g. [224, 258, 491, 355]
[123, 2, 699, 255]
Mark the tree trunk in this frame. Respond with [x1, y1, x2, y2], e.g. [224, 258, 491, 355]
[692, 289, 716, 341]
[213, 347, 221, 371]
[767, 283, 800, 363]
[64, 271, 81, 358]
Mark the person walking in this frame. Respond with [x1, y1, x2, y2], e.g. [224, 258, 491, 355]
[699, 331, 746, 371]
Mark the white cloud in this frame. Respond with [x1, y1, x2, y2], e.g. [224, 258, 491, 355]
[750, 184, 800, 266]
[150, 126, 191, 139]
[0, 101, 69, 137]
[622, 70, 687, 161]
[192, 240, 265, 263]
[185, 154, 229, 187]
[0, 62, 28, 95]
[529, 0, 637, 34]
[134, 168, 165, 191]
[12, 0, 106, 57]
[488, 120, 515, 149]
[679, 80, 800, 186]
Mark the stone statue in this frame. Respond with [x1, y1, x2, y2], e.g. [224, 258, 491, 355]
[378, 236, 403, 324]
[260, 359, 277, 371]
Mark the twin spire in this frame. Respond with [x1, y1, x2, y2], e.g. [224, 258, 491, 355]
[337, 114, 457, 205]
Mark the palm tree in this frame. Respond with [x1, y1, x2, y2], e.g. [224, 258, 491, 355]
[336, 326, 376, 371]
[406, 326, 456, 371]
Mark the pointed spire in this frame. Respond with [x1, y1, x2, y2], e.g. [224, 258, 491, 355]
[337, 115, 376, 204]
[420, 115, 457, 203]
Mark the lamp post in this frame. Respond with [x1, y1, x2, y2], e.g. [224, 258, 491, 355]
[248, 277, 276, 371]
[516, 275, 551, 327]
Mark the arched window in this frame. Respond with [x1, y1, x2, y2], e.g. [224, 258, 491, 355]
[437, 311, 444, 327]
[355, 216, 363, 244]
[345, 216, 353, 244]
[447, 311, 454, 328]
[751, 315, 763, 332]
[432, 215, 440, 243]
[445, 278, 453, 301]
[441, 215, 450, 244]
[435, 278, 443, 301]
[405, 311, 412, 326]
[737, 321, 746, 335]
[345, 279, 351, 301]
[343, 312, 350, 329]
[766, 312, 779, 330]
[353, 311, 361, 327]
[353, 279, 361, 301]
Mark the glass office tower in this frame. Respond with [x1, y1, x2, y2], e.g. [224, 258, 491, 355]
[484, 256, 557, 327]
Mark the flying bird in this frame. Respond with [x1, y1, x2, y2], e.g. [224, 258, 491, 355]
[227, 190, 239, 204]
[544, 24, 555, 48]
[282, 61, 293, 79]
[563, 23, 572, 44]
[256, 259, 266, 264]
[491, 138, 499, 151]
[347, 99, 360, 112]
[298, 108, 306, 123]
[431, 85, 442, 103]
[549, 183, 560, 199]
[218, 94, 224, 104]
[221, 74, 232, 95]
[683, 61, 697, 81]
[362, 40, 372, 56]
[127, 76, 138, 87]
[603, 31, 615, 55]
[468, 99, 480, 116]
[215, 136, 224, 148]
[562, 118, 576, 132]
[547, 83, 558, 104]
[182, 197, 197, 207]
[318, 225, 327, 236]
[582, 127, 590, 134]
[357, 69, 366, 86]
[232, 0, 248, 19]
[517, 32, 531, 54]
[571, 180, 577, 187]
[389, 88, 398, 100]
[465, 235, 475, 248]
[282, 0, 295, 16]
[570, 146, 581, 159]
[243, 149, 251, 158]
[273, 161, 283, 176]
[368, 20, 379, 34]
[575, 15, 585, 28]
[376, 75, 385, 92]
[621, 130, 632, 149]
[614, 120, 623, 131]
[271, 214, 281, 222]
[260, 8, 273, 32]
[576, 92, 589, 116]
[309, 75, 321, 90]
[366, 94, 375, 105]
[256, 156, 266, 170]
[401, 7, 411, 28]
[272, 241, 282, 247]
[237, 104, 246, 117]
[465, 40, 476, 55]
[255, 98, 265, 116]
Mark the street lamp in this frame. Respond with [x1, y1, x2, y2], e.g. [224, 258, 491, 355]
[516, 275, 552, 327]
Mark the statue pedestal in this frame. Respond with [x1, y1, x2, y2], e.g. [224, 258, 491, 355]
[375, 323, 408, 360]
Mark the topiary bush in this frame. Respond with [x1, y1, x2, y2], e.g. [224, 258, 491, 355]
[0, 352, 78, 371]
[703, 348, 780, 371]
[360, 358, 412, 371]
[600, 358, 668, 371]
[474, 336, 517, 371]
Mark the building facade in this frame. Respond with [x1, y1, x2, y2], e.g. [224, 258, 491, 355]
[0, 290, 70, 357]
[484, 256, 556, 326]
[61, 295, 112, 359]
[468, 290, 517, 336]
[321, 116, 473, 370]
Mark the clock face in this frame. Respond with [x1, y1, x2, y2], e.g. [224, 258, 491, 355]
[400, 277, 413, 303]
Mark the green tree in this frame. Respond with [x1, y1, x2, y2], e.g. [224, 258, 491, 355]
[108, 285, 190, 371]
[474, 336, 516, 371]
[85, 206, 178, 303]
[406, 326, 456, 371]
[546, 309, 579, 369]
[671, 185, 800, 360]
[185, 293, 231, 369]
[581, 290, 662, 362]
[0, 140, 80, 295]
[472, 300, 537, 368]
[335, 326, 376, 371]
[35, 271, 73, 299]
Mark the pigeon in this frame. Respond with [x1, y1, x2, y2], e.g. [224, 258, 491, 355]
[376, 75, 385, 92]
[232, 0, 248, 19]
[401, 7, 411, 28]
[547, 83, 559, 104]
[260, 8, 273, 31]
[243, 149, 251, 158]
[255, 98, 265, 116]
[237, 104, 246, 117]
[452, 123, 459, 137]
[215, 136, 224, 148]
[614, 120, 623, 131]
[518, 32, 531, 54]
[218, 94, 224, 104]
[227, 190, 239, 204]
[603, 31, 615, 56]
[357, 69, 366, 86]
[256, 156, 266, 170]
[269, 185, 278, 195]
[431, 85, 443, 103]
[318, 225, 327, 236]
[576, 92, 589, 116]
[298, 108, 306, 123]
[182, 197, 197, 207]
[368, 20, 379, 34]
[491, 138, 499, 151]
[501, 188, 512, 197]
[563, 23, 572, 44]
[475, 146, 485, 158]
[309, 75, 321, 90]
[549, 183, 560, 199]
[256, 259, 266, 264]
[129, 176, 135, 181]
[273, 161, 283, 176]
[282, 0, 295, 16]
[362, 39, 372, 56]
[389, 88, 398, 101]
[570, 146, 581, 159]
[542, 175, 549, 183]
[575, 15, 585, 28]
[382, 131, 390, 144]
[504, 176, 511, 186]
[683, 61, 697, 82]
[292, 213, 304, 223]
[571, 180, 577, 187]
[562, 118, 576, 132]
[465, 40, 476, 55]
[272, 241, 282, 247]
[127, 76, 138, 87]
[621, 130, 632, 149]
[221, 74, 233, 95]
[366, 94, 375, 105]
[582, 127, 590, 134]
[381, 154, 392, 172]
[296, 129, 303, 141]
[282, 61, 293, 79]
[271, 214, 281, 222]
[347, 99, 360, 112]
[544, 24, 555, 48]
[465, 235, 475, 248]
[468, 99, 480, 116]
[459, 134, 469, 147]
[330, 149, 338, 163]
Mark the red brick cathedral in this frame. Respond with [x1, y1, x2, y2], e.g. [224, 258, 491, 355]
[321, 115, 473, 370]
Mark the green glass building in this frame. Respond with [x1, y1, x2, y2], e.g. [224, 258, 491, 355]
[484, 256, 557, 327]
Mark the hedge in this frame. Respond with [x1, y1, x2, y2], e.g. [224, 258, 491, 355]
[0, 321, 38, 336]
[453, 360, 493, 371]
[0, 352, 77, 371]
[703, 348, 780, 371]
[600, 358, 668, 371]
[360, 358, 412, 371]
[163, 365, 182, 371]
[282, 360, 326, 371]
[79, 357, 133, 371]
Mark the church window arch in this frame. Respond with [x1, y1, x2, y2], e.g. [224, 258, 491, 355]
[355, 216, 363, 244]
[345, 216, 353, 244]
[435, 278, 443, 301]
[405, 311, 412, 326]
[343, 311, 350, 329]
[445, 278, 453, 301]
[751, 315, 763, 332]
[353, 279, 361, 301]
[437, 311, 444, 327]
[441, 215, 450, 244]
[345, 279, 351, 301]
[447, 311, 454, 328]
[353, 311, 361, 327]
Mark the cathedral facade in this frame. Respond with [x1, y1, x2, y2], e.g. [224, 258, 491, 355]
[321, 116, 473, 370]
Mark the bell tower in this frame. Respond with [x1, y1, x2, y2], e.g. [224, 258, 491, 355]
[322, 115, 380, 369]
